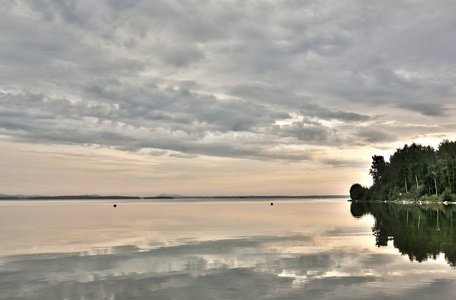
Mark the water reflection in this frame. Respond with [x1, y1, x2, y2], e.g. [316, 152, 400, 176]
[0, 235, 389, 299]
[351, 202, 456, 266]
[2, 200, 456, 299]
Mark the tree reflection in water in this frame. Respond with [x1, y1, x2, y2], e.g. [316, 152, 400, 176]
[351, 202, 456, 266]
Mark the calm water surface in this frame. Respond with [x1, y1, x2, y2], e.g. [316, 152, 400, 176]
[1, 198, 456, 299]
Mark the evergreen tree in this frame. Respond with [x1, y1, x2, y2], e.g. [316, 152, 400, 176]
[351, 139, 456, 201]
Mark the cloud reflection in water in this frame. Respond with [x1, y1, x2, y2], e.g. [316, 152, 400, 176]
[2, 200, 456, 299]
[2, 231, 456, 300]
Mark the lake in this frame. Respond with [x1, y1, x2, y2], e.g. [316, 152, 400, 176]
[1, 198, 456, 299]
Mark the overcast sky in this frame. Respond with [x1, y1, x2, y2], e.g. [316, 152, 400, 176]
[1, 0, 455, 196]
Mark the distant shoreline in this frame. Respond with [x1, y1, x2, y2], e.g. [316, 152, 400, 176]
[0, 195, 348, 200]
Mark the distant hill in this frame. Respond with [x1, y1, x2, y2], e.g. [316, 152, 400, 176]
[29, 195, 140, 200]
[0, 194, 41, 199]
[174, 195, 348, 199]
[0, 195, 139, 200]
[0, 194, 348, 200]
[157, 194, 182, 198]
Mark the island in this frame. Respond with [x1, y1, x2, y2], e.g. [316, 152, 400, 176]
[350, 139, 456, 202]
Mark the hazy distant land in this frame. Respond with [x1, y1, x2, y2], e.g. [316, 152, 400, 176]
[0, 194, 348, 200]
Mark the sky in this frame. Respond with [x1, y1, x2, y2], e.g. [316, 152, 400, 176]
[1, 0, 455, 196]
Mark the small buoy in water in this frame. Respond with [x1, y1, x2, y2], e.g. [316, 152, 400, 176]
[113, 204, 117, 208]
[270, 203, 273, 206]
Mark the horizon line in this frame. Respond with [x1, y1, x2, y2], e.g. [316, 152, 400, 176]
[0, 194, 349, 199]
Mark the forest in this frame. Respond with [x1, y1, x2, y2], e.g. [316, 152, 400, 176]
[350, 139, 456, 201]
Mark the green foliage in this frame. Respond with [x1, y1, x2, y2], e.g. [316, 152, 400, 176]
[420, 194, 441, 202]
[353, 139, 456, 201]
[349, 183, 367, 200]
[442, 189, 453, 202]
[369, 155, 388, 184]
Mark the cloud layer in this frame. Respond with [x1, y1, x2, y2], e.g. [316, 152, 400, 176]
[1, 1, 456, 193]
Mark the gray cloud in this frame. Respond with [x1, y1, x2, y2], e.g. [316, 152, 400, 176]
[0, 90, 345, 162]
[398, 103, 446, 117]
[1, 0, 455, 165]
[160, 45, 206, 68]
[356, 127, 397, 144]
[276, 119, 336, 143]
[227, 84, 306, 106]
[300, 103, 370, 122]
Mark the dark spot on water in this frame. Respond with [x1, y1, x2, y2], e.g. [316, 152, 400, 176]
[113, 204, 117, 208]
[270, 203, 273, 206]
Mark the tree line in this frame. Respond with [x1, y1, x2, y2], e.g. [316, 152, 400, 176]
[350, 139, 456, 201]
